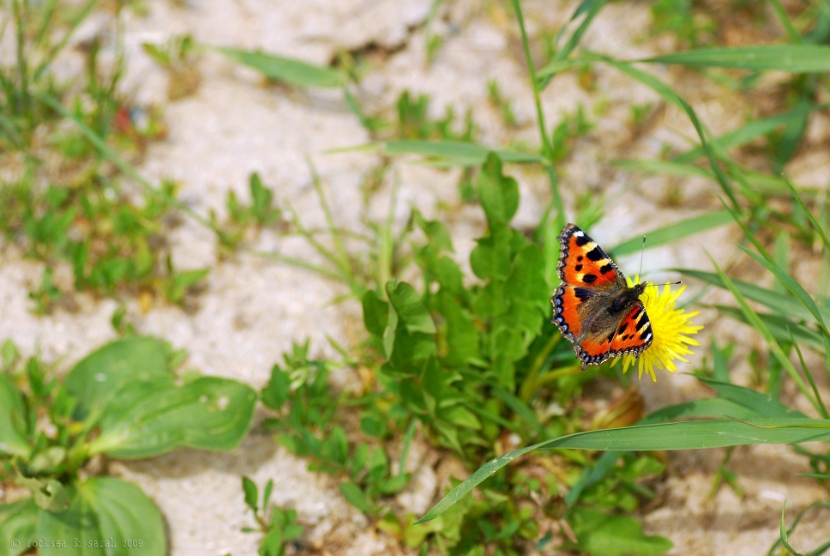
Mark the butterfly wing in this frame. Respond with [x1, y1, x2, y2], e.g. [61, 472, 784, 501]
[574, 301, 653, 369]
[552, 223, 627, 343]
[556, 224, 626, 290]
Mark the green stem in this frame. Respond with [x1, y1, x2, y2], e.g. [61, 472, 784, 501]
[511, 0, 565, 228]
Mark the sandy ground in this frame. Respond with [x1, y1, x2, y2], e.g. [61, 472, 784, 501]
[1, 0, 829, 554]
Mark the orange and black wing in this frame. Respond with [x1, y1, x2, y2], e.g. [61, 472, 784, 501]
[556, 223, 625, 289]
[573, 302, 653, 369]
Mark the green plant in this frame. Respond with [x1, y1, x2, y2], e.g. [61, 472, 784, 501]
[0, 336, 257, 554]
[141, 34, 201, 100]
[260, 341, 411, 515]
[213, 172, 283, 253]
[242, 478, 304, 556]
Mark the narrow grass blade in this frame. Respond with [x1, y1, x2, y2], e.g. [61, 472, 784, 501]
[418, 418, 830, 523]
[739, 245, 830, 335]
[641, 45, 830, 73]
[588, 51, 738, 208]
[676, 268, 819, 321]
[212, 46, 343, 88]
[709, 257, 824, 416]
[790, 332, 830, 419]
[715, 306, 825, 353]
[696, 376, 806, 418]
[644, 397, 773, 422]
[35, 93, 216, 232]
[674, 109, 809, 164]
[614, 158, 714, 178]
[610, 209, 733, 256]
[363, 140, 543, 166]
[551, 0, 609, 65]
[784, 175, 830, 253]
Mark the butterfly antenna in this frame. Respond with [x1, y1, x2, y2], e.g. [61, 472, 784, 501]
[645, 281, 682, 288]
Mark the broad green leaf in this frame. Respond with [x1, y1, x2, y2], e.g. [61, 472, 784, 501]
[339, 482, 371, 513]
[242, 477, 258, 512]
[15, 477, 70, 512]
[418, 418, 830, 523]
[470, 226, 516, 281]
[478, 153, 519, 226]
[610, 209, 733, 256]
[436, 291, 480, 366]
[88, 377, 257, 458]
[642, 45, 830, 73]
[260, 527, 284, 556]
[37, 477, 165, 556]
[377, 140, 543, 166]
[261, 364, 290, 411]
[362, 290, 389, 337]
[64, 336, 169, 423]
[571, 508, 672, 556]
[214, 47, 343, 88]
[0, 374, 30, 457]
[0, 498, 38, 556]
[386, 281, 436, 335]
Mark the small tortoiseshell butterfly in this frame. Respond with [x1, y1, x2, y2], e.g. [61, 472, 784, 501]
[551, 223, 653, 369]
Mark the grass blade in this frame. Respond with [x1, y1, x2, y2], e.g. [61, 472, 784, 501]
[739, 245, 830, 334]
[641, 45, 830, 73]
[610, 209, 733, 256]
[709, 256, 824, 416]
[418, 418, 830, 523]
[587, 51, 739, 208]
[212, 46, 343, 88]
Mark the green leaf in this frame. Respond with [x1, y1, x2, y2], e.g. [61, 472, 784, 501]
[673, 109, 808, 163]
[418, 418, 830, 523]
[88, 376, 257, 458]
[376, 140, 543, 166]
[739, 246, 830, 335]
[242, 477, 258, 512]
[610, 210, 733, 256]
[260, 527, 285, 556]
[261, 365, 290, 411]
[676, 269, 825, 322]
[64, 336, 170, 423]
[641, 45, 830, 73]
[571, 508, 672, 556]
[0, 498, 38, 556]
[339, 482, 371, 513]
[214, 47, 343, 88]
[715, 306, 824, 352]
[37, 477, 165, 556]
[590, 51, 738, 207]
[478, 153, 519, 226]
[361, 290, 389, 337]
[386, 281, 436, 335]
[695, 377, 805, 418]
[0, 374, 30, 457]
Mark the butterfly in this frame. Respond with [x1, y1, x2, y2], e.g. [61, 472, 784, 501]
[551, 223, 653, 370]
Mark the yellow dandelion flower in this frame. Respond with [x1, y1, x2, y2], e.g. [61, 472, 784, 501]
[617, 276, 703, 382]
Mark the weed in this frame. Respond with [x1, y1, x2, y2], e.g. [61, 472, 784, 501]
[0, 336, 257, 552]
[242, 478, 304, 556]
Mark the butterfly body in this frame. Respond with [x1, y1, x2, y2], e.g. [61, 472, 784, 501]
[551, 224, 653, 369]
